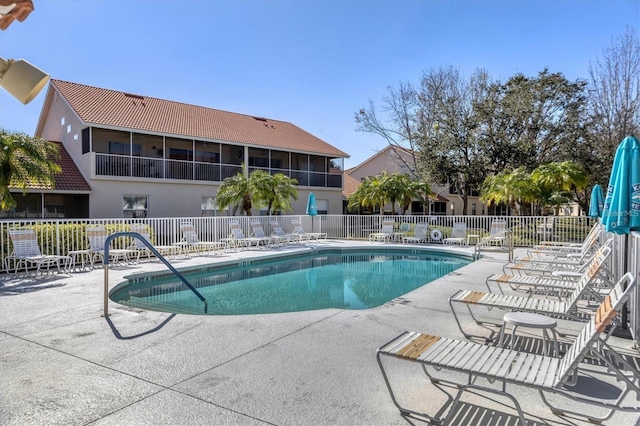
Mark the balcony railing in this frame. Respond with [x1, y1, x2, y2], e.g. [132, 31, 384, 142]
[94, 153, 342, 187]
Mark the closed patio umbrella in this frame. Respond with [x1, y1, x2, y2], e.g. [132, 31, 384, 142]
[602, 135, 640, 234]
[601, 135, 640, 338]
[306, 192, 318, 232]
[588, 184, 604, 219]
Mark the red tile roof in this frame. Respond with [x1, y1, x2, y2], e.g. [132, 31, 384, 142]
[342, 173, 361, 197]
[49, 80, 349, 158]
[10, 142, 91, 192]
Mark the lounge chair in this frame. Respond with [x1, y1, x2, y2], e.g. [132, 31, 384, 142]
[129, 224, 180, 260]
[270, 220, 306, 244]
[86, 225, 139, 267]
[528, 223, 602, 257]
[503, 239, 612, 276]
[443, 222, 467, 245]
[448, 244, 611, 340]
[377, 273, 639, 424]
[402, 223, 429, 244]
[250, 221, 283, 246]
[369, 219, 395, 243]
[176, 221, 224, 255]
[517, 226, 602, 263]
[485, 244, 612, 295]
[483, 219, 508, 246]
[227, 221, 266, 248]
[5, 228, 71, 275]
[291, 219, 327, 240]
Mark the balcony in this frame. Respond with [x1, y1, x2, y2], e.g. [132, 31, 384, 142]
[94, 153, 342, 188]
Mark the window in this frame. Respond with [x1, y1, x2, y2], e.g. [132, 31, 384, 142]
[109, 141, 141, 156]
[60, 117, 65, 126]
[169, 148, 192, 161]
[316, 199, 328, 215]
[66, 124, 71, 134]
[123, 195, 148, 218]
[202, 196, 217, 217]
[248, 148, 269, 168]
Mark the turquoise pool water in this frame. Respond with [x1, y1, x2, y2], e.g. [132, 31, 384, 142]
[110, 249, 471, 315]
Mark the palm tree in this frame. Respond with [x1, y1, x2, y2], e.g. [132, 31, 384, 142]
[531, 161, 588, 214]
[479, 167, 539, 215]
[215, 164, 253, 215]
[251, 171, 298, 215]
[0, 129, 61, 210]
[347, 175, 388, 215]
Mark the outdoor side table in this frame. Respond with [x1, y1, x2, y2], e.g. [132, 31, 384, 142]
[67, 249, 92, 272]
[466, 234, 480, 245]
[498, 311, 560, 357]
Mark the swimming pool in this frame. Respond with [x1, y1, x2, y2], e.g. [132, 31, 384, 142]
[110, 248, 472, 315]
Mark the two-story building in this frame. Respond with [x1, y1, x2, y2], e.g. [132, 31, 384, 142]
[343, 145, 487, 215]
[5, 80, 349, 218]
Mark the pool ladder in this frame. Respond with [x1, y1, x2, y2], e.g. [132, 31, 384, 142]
[102, 232, 208, 316]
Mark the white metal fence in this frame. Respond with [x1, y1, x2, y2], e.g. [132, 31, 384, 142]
[0, 215, 637, 346]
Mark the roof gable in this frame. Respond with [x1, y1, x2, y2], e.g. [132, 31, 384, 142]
[9, 142, 91, 192]
[46, 80, 348, 158]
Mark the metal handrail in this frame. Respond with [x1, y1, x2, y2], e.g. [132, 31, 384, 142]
[101, 232, 207, 316]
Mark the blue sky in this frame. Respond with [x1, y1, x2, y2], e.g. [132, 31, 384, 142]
[1, 0, 638, 168]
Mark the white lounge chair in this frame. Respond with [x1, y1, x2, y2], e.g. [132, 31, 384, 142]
[503, 238, 612, 276]
[402, 223, 429, 244]
[129, 224, 180, 260]
[291, 219, 327, 240]
[5, 229, 71, 275]
[270, 220, 305, 244]
[227, 221, 267, 248]
[176, 221, 224, 255]
[369, 219, 395, 243]
[485, 244, 612, 295]
[448, 244, 611, 340]
[443, 222, 467, 245]
[86, 225, 139, 267]
[377, 273, 639, 424]
[528, 223, 602, 257]
[250, 221, 283, 246]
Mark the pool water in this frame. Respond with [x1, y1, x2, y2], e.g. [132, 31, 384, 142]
[110, 250, 471, 315]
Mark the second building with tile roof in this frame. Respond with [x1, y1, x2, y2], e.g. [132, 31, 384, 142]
[28, 80, 349, 218]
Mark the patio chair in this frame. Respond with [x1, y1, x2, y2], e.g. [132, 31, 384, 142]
[517, 226, 602, 263]
[480, 219, 508, 246]
[227, 221, 265, 248]
[250, 221, 283, 246]
[291, 219, 327, 240]
[129, 224, 180, 260]
[529, 223, 602, 256]
[485, 244, 612, 295]
[177, 221, 224, 255]
[5, 228, 71, 275]
[503, 238, 612, 277]
[402, 223, 429, 244]
[448, 244, 611, 340]
[443, 222, 467, 245]
[86, 225, 139, 267]
[369, 219, 395, 243]
[377, 273, 639, 424]
[270, 220, 305, 244]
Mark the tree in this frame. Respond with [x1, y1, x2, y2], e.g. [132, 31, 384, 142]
[0, 129, 61, 210]
[416, 67, 494, 215]
[479, 168, 539, 216]
[587, 27, 640, 192]
[347, 174, 388, 215]
[252, 171, 298, 215]
[531, 161, 588, 214]
[355, 82, 424, 179]
[215, 164, 254, 216]
[215, 166, 299, 216]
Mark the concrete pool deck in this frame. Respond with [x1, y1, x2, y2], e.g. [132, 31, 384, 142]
[1, 240, 639, 425]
